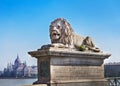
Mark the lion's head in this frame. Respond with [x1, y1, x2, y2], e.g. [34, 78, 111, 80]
[49, 18, 73, 46]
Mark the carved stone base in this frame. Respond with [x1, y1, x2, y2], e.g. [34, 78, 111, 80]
[28, 47, 110, 86]
[50, 79, 109, 86]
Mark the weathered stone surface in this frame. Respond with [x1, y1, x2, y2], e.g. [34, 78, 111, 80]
[51, 65, 104, 81]
[50, 79, 109, 86]
[28, 47, 110, 86]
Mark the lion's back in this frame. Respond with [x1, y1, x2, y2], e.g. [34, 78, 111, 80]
[72, 32, 84, 48]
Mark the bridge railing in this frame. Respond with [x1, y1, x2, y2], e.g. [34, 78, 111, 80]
[106, 77, 120, 86]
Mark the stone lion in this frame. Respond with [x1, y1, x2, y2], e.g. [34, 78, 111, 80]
[43, 18, 100, 52]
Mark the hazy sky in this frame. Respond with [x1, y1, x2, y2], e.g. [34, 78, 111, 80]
[0, 0, 120, 70]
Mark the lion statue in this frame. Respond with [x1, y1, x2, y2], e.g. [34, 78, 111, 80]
[42, 18, 100, 52]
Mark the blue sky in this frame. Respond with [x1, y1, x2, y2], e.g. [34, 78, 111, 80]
[0, 0, 120, 70]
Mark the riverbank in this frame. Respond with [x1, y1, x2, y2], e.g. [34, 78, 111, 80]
[0, 77, 37, 79]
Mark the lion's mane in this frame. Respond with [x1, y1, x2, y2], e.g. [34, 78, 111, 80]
[50, 18, 73, 45]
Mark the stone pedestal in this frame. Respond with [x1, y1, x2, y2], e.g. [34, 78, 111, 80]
[28, 47, 111, 86]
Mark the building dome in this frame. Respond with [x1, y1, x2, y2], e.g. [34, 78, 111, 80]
[14, 54, 21, 68]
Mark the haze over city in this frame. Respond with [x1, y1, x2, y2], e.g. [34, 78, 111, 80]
[0, 0, 120, 70]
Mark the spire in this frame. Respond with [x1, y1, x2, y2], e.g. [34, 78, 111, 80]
[17, 53, 19, 59]
[23, 61, 27, 67]
[7, 63, 10, 69]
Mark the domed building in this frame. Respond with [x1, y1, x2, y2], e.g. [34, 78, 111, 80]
[13, 54, 26, 77]
[1, 54, 37, 78]
[14, 54, 21, 69]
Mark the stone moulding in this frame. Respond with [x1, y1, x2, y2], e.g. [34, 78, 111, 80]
[28, 48, 111, 59]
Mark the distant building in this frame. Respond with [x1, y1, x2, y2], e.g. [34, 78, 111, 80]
[104, 62, 120, 77]
[24, 66, 37, 77]
[0, 71, 2, 76]
[0, 55, 37, 78]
